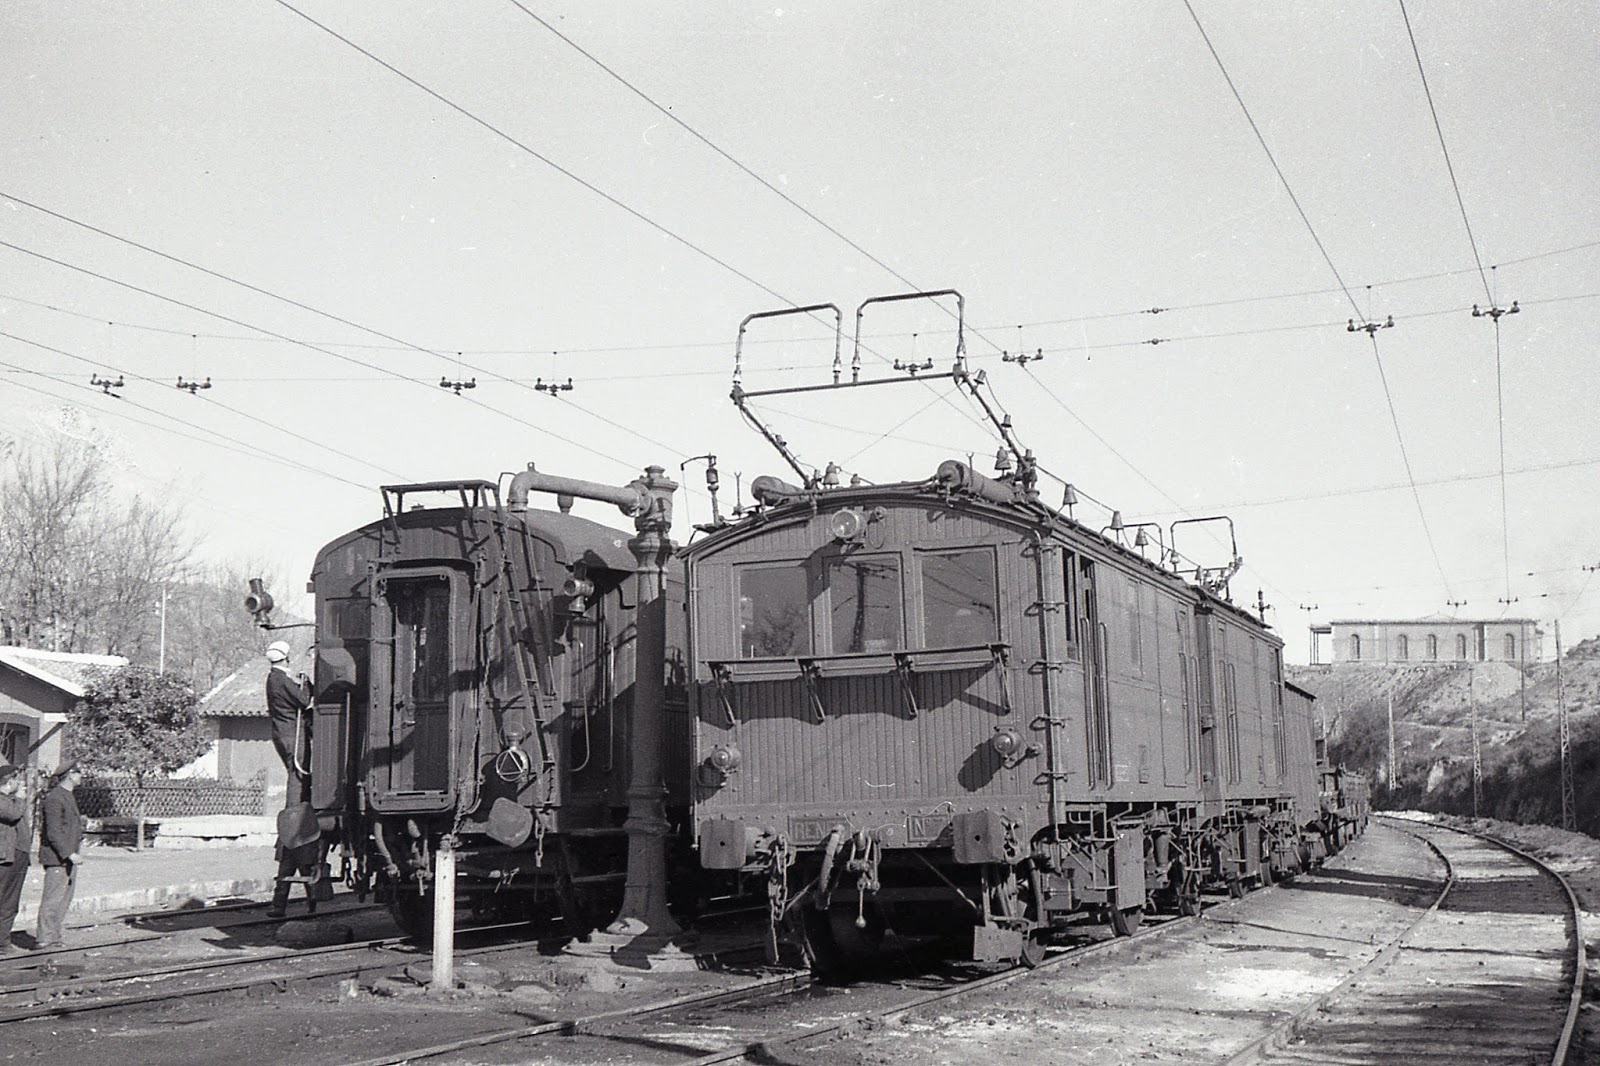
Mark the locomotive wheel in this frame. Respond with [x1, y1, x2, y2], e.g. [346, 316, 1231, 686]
[1176, 874, 1202, 917]
[800, 906, 846, 979]
[1109, 904, 1144, 937]
[1019, 929, 1048, 968]
[386, 885, 435, 939]
[827, 903, 886, 962]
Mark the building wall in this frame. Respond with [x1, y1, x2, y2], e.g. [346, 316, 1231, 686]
[214, 718, 290, 805]
[1329, 620, 1543, 665]
[0, 671, 73, 771]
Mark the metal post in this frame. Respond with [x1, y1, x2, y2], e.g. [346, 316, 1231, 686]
[607, 466, 684, 943]
[432, 834, 456, 989]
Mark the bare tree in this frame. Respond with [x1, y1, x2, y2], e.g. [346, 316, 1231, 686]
[0, 435, 192, 656]
[0, 432, 296, 685]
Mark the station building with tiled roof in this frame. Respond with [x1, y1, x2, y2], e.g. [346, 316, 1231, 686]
[0, 646, 128, 773]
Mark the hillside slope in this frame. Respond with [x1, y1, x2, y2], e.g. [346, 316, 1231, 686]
[1288, 636, 1600, 834]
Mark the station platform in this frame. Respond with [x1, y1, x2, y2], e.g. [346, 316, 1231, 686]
[8, 815, 281, 938]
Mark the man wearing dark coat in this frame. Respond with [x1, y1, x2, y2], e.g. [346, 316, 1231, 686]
[0, 765, 32, 953]
[265, 640, 313, 802]
[36, 762, 83, 949]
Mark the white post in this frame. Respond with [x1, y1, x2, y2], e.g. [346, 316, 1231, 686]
[432, 835, 456, 989]
[158, 588, 168, 674]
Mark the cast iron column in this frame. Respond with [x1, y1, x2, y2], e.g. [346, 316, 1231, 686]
[607, 465, 682, 940]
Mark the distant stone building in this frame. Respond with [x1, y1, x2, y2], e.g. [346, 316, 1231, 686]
[1309, 618, 1543, 666]
[0, 647, 128, 773]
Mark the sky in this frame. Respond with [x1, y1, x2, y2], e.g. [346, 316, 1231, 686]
[2, 1, 1597, 663]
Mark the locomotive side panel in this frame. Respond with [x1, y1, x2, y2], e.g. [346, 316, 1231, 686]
[690, 500, 1049, 842]
[310, 528, 382, 815]
[1282, 680, 1321, 827]
[1208, 613, 1278, 804]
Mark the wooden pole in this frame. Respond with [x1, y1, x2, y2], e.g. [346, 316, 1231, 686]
[1387, 693, 1396, 790]
[1469, 666, 1482, 819]
[1557, 621, 1574, 831]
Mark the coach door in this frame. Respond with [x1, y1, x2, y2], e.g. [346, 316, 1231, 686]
[371, 568, 459, 807]
[1078, 559, 1113, 787]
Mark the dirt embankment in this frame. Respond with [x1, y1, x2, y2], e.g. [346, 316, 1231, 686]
[1288, 636, 1600, 837]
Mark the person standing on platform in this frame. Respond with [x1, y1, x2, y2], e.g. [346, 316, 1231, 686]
[35, 762, 84, 949]
[264, 640, 313, 803]
[0, 765, 32, 953]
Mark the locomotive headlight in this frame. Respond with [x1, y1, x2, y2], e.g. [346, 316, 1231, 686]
[699, 744, 742, 787]
[990, 728, 1025, 760]
[829, 508, 868, 543]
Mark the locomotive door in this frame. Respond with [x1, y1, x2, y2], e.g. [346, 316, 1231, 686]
[1193, 605, 1224, 813]
[372, 569, 458, 803]
[1078, 559, 1113, 787]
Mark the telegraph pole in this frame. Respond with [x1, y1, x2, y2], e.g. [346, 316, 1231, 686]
[157, 587, 169, 674]
[1557, 620, 1574, 831]
[1469, 665, 1482, 819]
[1387, 692, 1397, 791]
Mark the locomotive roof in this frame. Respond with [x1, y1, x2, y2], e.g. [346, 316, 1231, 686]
[515, 508, 637, 573]
[686, 468, 1275, 638]
[313, 505, 637, 575]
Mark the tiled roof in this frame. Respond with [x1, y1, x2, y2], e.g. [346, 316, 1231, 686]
[200, 630, 315, 719]
[0, 647, 128, 697]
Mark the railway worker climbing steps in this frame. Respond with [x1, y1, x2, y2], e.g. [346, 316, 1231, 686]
[35, 762, 84, 949]
[0, 765, 33, 953]
[264, 640, 313, 803]
[264, 640, 328, 918]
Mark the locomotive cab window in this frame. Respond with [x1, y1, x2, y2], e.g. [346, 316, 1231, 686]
[827, 555, 903, 653]
[737, 563, 812, 658]
[919, 549, 998, 647]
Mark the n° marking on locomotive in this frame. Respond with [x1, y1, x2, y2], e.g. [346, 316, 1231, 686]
[906, 814, 953, 844]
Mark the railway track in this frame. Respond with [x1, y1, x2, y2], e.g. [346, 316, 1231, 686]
[1224, 815, 1584, 1065]
[347, 907, 1206, 1065]
[0, 907, 526, 1024]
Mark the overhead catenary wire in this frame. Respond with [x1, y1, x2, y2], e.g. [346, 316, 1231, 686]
[0, 356, 376, 491]
[501, 0, 1220, 507]
[1183, 0, 1456, 604]
[4, 239, 1594, 359]
[1398, 0, 1518, 606]
[0, 233, 646, 475]
[1398, 0, 1494, 307]
[0, 326, 413, 484]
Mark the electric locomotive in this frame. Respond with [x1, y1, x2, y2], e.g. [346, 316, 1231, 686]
[272, 465, 691, 935]
[684, 291, 1354, 971]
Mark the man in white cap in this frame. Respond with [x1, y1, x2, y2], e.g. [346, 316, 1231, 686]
[264, 641, 313, 802]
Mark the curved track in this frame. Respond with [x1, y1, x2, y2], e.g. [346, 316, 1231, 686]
[1226, 816, 1583, 1065]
